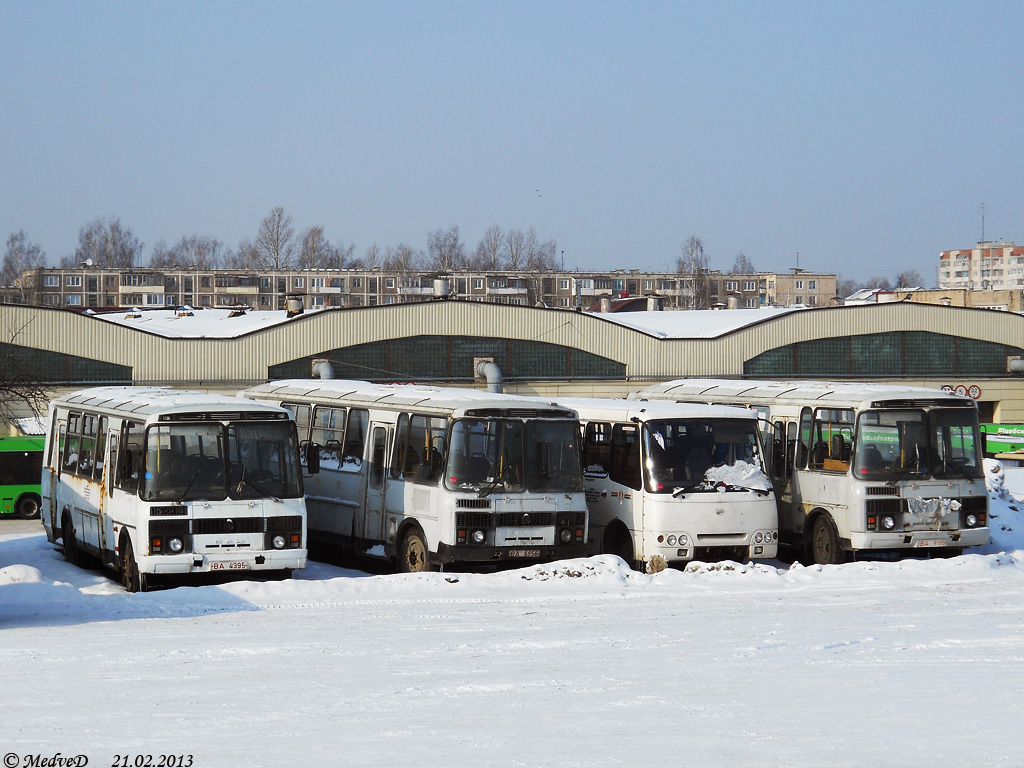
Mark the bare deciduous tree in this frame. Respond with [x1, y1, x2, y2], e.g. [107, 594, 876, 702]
[729, 252, 756, 274]
[1, 316, 50, 425]
[524, 227, 558, 272]
[504, 229, 527, 270]
[676, 234, 711, 309]
[2, 231, 46, 295]
[472, 225, 503, 270]
[895, 270, 924, 289]
[61, 217, 143, 268]
[297, 226, 349, 270]
[254, 207, 296, 270]
[427, 225, 466, 272]
[150, 235, 223, 269]
[383, 244, 419, 272]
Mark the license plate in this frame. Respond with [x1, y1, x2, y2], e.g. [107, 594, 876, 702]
[211, 561, 250, 570]
[915, 538, 947, 548]
[507, 549, 541, 558]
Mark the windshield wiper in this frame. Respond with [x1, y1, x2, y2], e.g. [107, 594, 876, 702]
[177, 469, 201, 504]
[477, 475, 504, 498]
[235, 467, 279, 501]
[885, 454, 922, 486]
[717, 483, 772, 496]
[672, 480, 713, 497]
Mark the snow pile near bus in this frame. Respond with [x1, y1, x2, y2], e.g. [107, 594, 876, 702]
[979, 459, 1024, 556]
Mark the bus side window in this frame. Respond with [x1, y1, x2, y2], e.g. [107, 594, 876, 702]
[610, 423, 641, 491]
[63, 412, 84, 476]
[283, 403, 311, 442]
[786, 420, 798, 473]
[107, 433, 118, 496]
[369, 426, 387, 489]
[796, 408, 813, 470]
[93, 417, 108, 482]
[391, 413, 410, 479]
[772, 420, 787, 480]
[582, 421, 611, 477]
[116, 421, 144, 493]
[343, 409, 369, 467]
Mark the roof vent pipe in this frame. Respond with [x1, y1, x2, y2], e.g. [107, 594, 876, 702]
[476, 360, 503, 393]
[312, 358, 335, 380]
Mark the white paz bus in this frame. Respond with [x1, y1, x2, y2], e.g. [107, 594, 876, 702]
[633, 379, 989, 564]
[243, 380, 588, 572]
[42, 387, 307, 591]
[556, 398, 778, 571]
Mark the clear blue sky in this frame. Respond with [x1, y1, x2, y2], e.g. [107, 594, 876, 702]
[2, 0, 1022, 284]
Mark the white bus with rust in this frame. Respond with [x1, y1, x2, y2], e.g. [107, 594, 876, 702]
[633, 380, 989, 564]
[243, 380, 588, 572]
[555, 398, 778, 571]
[42, 387, 307, 591]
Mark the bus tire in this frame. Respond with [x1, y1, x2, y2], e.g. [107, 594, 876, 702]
[16, 494, 41, 520]
[604, 523, 639, 571]
[62, 514, 84, 567]
[119, 534, 148, 593]
[397, 527, 435, 573]
[809, 514, 846, 566]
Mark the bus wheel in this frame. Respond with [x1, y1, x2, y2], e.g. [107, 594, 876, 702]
[16, 495, 41, 520]
[604, 524, 639, 571]
[398, 528, 435, 573]
[810, 515, 845, 566]
[62, 515, 83, 567]
[120, 535, 148, 593]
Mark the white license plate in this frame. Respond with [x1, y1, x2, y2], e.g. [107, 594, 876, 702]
[507, 549, 541, 558]
[211, 561, 250, 570]
[915, 538, 947, 548]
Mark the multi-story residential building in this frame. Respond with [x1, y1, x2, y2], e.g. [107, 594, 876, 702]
[9, 266, 838, 312]
[939, 241, 1024, 290]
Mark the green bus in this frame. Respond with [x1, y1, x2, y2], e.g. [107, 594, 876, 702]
[0, 435, 44, 519]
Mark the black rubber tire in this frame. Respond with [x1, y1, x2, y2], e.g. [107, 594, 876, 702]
[397, 528, 435, 573]
[16, 494, 41, 520]
[120, 535, 148, 593]
[62, 515, 84, 566]
[604, 524, 639, 571]
[810, 515, 845, 565]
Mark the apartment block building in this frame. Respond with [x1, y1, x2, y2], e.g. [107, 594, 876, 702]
[5, 266, 838, 312]
[939, 241, 1024, 291]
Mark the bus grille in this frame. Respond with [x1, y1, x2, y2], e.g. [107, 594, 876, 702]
[192, 517, 264, 535]
[866, 486, 899, 496]
[456, 512, 493, 528]
[266, 515, 303, 531]
[959, 496, 987, 513]
[557, 512, 587, 527]
[497, 512, 553, 527]
[150, 505, 188, 516]
[150, 520, 188, 536]
[866, 498, 903, 517]
[456, 498, 492, 509]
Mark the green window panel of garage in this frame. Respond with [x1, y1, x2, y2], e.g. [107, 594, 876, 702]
[268, 335, 625, 382]
[744, 331, 1023, 377]
[0, 341, 132, 384]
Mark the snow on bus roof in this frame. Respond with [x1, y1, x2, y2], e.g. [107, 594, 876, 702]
[245, 379, 575, 413]
[554, 396, 759, 421]
[593, 307, 805, 338]
[52, 386, 288, 416]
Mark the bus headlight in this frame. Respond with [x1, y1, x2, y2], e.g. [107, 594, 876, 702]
[754, 532, 764, 544]
[666, 535, 677, 546]
[966, 514, 978, 527]
[882, 516, 896, 530]
[168, 537, 184, 553]
[559, 528, 572, 544]
[472, 529, 486, 545]
[678, 534, 688, 546]
[272, 535, 287, 549]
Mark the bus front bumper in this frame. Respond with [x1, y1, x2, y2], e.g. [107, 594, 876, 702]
[144, 551, 308, 574]
[436, 542, 589, 565]
[849, 527, 989, 552]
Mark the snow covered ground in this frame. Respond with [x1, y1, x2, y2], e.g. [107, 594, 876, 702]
[3, 470, 1024, 767]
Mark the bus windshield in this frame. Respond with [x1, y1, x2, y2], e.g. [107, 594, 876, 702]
[140, 421, 302, 501]
[853, 408, 982, 481]
[643, 418, 763, 493]
[446, 418, 582, 494]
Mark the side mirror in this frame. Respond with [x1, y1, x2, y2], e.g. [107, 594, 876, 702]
[304, 442, 321, 475]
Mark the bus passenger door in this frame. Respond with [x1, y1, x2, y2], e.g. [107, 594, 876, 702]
[361, 424, 391, 545]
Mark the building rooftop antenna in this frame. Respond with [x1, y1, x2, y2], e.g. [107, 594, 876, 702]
[981, 202, 987, 243]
